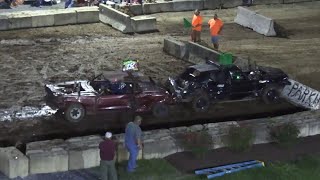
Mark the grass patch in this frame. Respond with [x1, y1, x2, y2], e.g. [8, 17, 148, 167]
[87, 155, 320, 180]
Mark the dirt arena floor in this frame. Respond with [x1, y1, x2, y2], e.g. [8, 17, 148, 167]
[0, 2, 319, 145]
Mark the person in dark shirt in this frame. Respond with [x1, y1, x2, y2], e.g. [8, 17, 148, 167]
[99, 132, 118, 180]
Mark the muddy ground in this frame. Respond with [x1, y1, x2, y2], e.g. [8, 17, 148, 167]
[0, 2, 319, 146]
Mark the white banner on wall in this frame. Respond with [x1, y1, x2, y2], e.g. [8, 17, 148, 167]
[281, 79, 320, 110]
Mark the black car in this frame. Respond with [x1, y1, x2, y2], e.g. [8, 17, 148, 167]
[167, 60, 290, 112]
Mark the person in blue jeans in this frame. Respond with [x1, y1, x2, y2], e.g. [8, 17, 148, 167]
[124, 115, 143, 172]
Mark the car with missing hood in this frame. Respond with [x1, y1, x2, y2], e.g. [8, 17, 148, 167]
[45, 71, 173, 122]
[167, 60, 291, 112]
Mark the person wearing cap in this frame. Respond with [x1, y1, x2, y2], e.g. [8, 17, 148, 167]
[124, 115, 143, 172]
[208, 14, 224, 50]
[191, 9, 203, 42]
[99, 132, 117, 180]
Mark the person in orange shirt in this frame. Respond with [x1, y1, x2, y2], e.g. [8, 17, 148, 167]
[208, 14, 224, 50]
[191, 9, 203, 42]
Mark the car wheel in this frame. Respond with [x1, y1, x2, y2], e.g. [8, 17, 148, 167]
[65, 103, 85, 123]
[191, 91, 210, 113]
[262, 85, 282, 104]
[152, 103, 169, 118]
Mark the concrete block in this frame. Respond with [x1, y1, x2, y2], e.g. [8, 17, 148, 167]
[131, 16, 157, 33]
[0, 15, 9, 31]
[129, 4, 144, 15]
[281, 79, 320, 110]
[143, 137, 178, 159]
[116, 143, 142, 162]
[308, 121, 320, 136]
[173, 0, 204, 11]
[26, 139, 66, 152]
[251, 13, 276, 36]
[143, 129, 170, 139]
[143, 2, 174, 14]
[188, 124, 204, 132]
[99, 4, 134, 34]
[222, 0, 242, 8]
[7, 14, 32, 30]
[206, 121, 238, 135]
[31, 11, 55, 28]
[254, 0, 283, 5]
[75, 7, 99, 24]
[27, 148, 68, 174]
[187, 41, 221, 64]
[169, 126, 188, 133]
[66, 135, 103, 170]
[204, 0, 220, 9]
[54, 9, 77, 26]
[163, 37, 188, 59]
[66, 135, 103, 147]
[68, 148, 100, 170]
[0, 147, 28, 178]
[252, 125, 270, 144]
[234, 6, 255, 28]
[296, 121, 310, 137]
[234, 6, 276, 36]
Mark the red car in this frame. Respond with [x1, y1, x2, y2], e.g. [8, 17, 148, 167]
[45, 71, 173, 122]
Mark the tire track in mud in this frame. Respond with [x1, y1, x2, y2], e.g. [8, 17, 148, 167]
[0, 36, 189, 108]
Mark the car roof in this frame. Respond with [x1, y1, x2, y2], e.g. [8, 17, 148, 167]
[189, 64, 220, 72]
[96, 71, 144, 82]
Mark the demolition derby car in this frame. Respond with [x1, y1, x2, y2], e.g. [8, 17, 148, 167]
[167, 60, 290, 112]
[45, 71, 173, 122]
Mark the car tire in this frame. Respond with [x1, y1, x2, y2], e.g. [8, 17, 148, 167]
[262, 85, 282, 104]
[65, 103, 85, 123]
[191, 91, 210, 113]
[152, 103, 169, 118]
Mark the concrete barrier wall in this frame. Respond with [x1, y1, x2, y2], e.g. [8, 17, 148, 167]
[163, 37, 188, 59]
[204, 0, 220, 9]
[222, 0, 242, 8]
[172, 0, 204, 11]
[99, 4, 134, 33]
[0, 7, 99, 31]
[99, 4, 158, 33]
[187, 41, 221, 63]
[143, 2, 174, 14]
[163, 37, 221, 64]
[234, 6, 277, 36]
[0, 110, 319, 178]
[254, 0, 284, 5]
[0, 147, 28, 179]
[0, 0, 316, 31]
[131, 16, 157, 33]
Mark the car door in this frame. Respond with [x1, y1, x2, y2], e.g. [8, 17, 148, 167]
[96, 82, 133, 111]
[229, 71, 257, 97]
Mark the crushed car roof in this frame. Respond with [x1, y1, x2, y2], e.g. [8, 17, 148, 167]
[189, 64, 220, 72]
[94, 71, 145, 82]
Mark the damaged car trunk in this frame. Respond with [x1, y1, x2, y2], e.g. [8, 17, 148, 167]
[45, 71, 174, 122]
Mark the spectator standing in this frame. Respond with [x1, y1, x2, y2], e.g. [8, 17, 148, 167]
[191, 9, 203, 42]
[124, 115, 143, 172]
[99, 132, 118, 180]
[208, 14, 224, 50]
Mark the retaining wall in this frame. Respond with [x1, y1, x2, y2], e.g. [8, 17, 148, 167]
[0, 110, 319, 178]
[0, 0, 316, 31]
[163, 37, 251, 68]
[0, 7, 99, 31]
[99, 4, 158, 33]
[234, 6, 277, 36]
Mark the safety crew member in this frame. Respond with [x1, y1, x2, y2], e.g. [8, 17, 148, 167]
[191, 9, 203, 42]
[208, 14, 224, 50]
